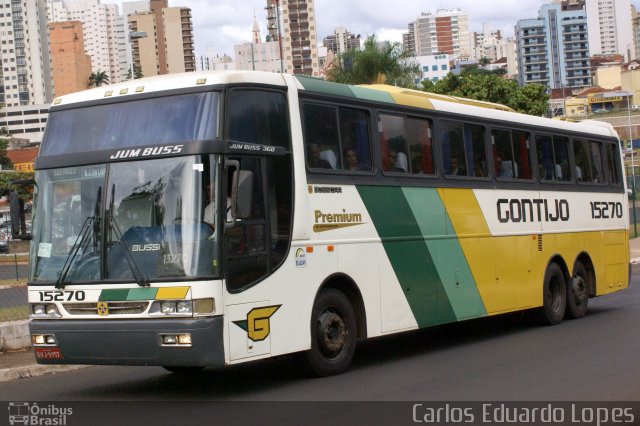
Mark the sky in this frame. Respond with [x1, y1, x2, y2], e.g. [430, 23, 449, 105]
[108, 0, 640, 57]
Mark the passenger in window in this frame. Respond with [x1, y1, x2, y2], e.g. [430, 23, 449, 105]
[307, 143, 333, 169]
[474, 163, 486, 177]
[395, 152, 408, 172]
[343, 147, 358, 171]
[497, 156, 514, 178]
[450, 156, 465, 176]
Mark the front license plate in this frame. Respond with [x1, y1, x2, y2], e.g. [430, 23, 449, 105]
[34, 347, 63, 360]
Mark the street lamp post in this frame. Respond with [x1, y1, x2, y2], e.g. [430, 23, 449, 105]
[129, 31, 148, 80]
[626, 92, 638, 236]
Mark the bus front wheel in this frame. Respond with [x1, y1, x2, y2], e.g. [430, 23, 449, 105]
[306, 288, 357, 377]
[539, 263, 567, 325]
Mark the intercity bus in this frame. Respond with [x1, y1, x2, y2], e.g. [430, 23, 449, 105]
[26, 71, 629, 376]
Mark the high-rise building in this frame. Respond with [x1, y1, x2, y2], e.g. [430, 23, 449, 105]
[47, 0, 127, 84]
[586, 0, 635, 61]
[472, 24, 503, 61]
[234, 15, 282, 73]
[412, 9, 472, 60]
[323, 27, 360, 56]
[516, 2, 591, 89]
[127, 0, 195, 77]
[634, 6, 640, 60]
[49, 21, 92, 96]
[402, 22, 416, 55]
[0, 0, 53, 107]
[280, 0, 320, 76]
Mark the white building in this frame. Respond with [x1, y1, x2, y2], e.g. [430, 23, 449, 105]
[234, 15, 283, 73]
[416, 54, 451, 84]
[47, 0, 127, 83]
[586, 0, 635, 61]
[198, 53, 235, 71]
[0, 104, 50, 144]
[0, 0, 53, 107]
[413, 9, 472, 60]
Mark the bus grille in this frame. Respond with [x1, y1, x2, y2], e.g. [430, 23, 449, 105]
[64, 302, 149, 316]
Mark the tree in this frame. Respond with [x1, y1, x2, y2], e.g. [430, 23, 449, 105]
[327, 35, 420, 88]
[89, 70, 110, 87]
[126, 65, 143, 80]
[421, 67, 548, 116]
[0, 127, 13, 171]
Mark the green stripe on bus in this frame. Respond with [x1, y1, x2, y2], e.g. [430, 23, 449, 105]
[99, 289, 130, 301]
[296, 76, 357, 99]
[357, 186, 456, 327]
[126, 288, 158, 301]
[402, 188, 487, 319]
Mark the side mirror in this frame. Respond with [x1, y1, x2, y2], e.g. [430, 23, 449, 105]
[234, 170, 253, 219]
[9, 190, 31, 240]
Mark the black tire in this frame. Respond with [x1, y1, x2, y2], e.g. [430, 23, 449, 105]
[305, 288, 357, 377]
[566, 262, 589, 319]
[162, 366, 205, 374]
[539, 263, 567, 325]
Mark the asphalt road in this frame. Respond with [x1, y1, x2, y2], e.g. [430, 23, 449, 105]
[2, 269, 640, 404]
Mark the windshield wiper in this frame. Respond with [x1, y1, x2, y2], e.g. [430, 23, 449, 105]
[55, 216, 95, 289]
[108, 184, 149, 287]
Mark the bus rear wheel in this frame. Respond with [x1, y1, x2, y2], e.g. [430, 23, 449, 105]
[539, 263, 567, 325]
[306, 288, 357, 377]
[566, 262, 589, 319]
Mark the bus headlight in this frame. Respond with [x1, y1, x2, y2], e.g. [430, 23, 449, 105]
[176, 301, 192, 315]
[30, 304, 61, 318]
[161, 302, 177, 314]
[150, 299, 212, 316]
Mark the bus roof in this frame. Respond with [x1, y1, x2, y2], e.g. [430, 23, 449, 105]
[52, 70, 618, 140]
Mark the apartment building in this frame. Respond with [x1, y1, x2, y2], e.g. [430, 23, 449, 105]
[516, 2, 591, 89]
[323, 27, 360, 56]
[279, 0, 320, 76]
[127, 0, 195, 77]
[0, 0, 52, 107]
[49, 21, 92, 96]
[412, 9, 472, 60]
[586, 0, 634, 61]
[47, 0, 127, 83]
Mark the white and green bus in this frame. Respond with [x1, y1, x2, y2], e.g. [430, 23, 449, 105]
[27, 71, 629, 376]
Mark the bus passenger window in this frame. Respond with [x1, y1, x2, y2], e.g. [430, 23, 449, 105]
[605, 144, 621, 185]
[303, 104, 340, 170]
[441, 121, 486, 177]
[574, 139, 604, 183]
[407, 118, 434, 175]
[492, 129, 532, 180]
[536, 135, 570, 182]
[379, 114, 409, 173]
[339, 108, 371, 171]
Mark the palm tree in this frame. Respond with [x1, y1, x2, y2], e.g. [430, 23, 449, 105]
[88, 70, 110, 87]
[327, 35, 420, 88]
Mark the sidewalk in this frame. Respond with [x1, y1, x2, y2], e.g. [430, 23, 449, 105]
[0, 348, 89, 382]
[631, 235, 640, 264]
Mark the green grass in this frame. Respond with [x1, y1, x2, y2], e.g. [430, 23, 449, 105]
[0, 278, 27, 287]
[0, 305, 29, 322]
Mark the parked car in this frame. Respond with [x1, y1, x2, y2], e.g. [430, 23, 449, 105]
[632, 105, 640, 111]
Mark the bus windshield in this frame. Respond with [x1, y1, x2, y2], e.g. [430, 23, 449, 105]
[30, 156, 221, 284]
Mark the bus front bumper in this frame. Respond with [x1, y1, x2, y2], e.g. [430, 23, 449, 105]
[29, 316, 225, 367]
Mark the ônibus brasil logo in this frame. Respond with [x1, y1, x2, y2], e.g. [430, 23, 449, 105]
[8, 402, 73, 425]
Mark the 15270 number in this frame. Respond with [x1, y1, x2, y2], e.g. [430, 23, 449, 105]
[590, 201, 623, 219]
[38, 290, 86, 302]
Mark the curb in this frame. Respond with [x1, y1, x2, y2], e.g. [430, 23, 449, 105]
[0, 364, 91, 382]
